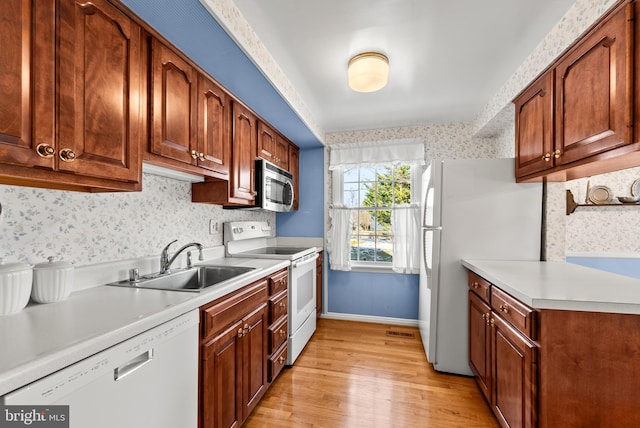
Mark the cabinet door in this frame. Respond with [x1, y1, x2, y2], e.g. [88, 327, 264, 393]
[57, 0, 142, 182]
[197, 74, 231, 176]
[150, 38, 197, 165]
[275, 135, 289, 170]
[288, 144, 299, 210]
[241, 304, 268, 422]
[0, 0, 54, 169]
[554, 4, 632, 166]
[257, 121, 277, 164]
[469, 291, 491, 403]
[201, 320, 243, 428]
[514, 71, 554, 178]
[492, 315, 537, 428]
[231, 101, 256, 203]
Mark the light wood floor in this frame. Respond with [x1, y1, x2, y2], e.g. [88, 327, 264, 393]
[245, 318, 499, 428]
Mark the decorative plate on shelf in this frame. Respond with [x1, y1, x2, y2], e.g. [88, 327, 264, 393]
[588, 185, 613, 204]
[631, 178, 640, 198]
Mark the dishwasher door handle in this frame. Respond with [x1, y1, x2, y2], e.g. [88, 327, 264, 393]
[114, 349, 154, 381]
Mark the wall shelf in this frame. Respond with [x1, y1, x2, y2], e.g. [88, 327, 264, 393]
[566, 189, 640, 215]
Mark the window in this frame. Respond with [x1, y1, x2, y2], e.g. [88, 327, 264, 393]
[344, 164, 412, 265]
[327, 139, 424, 273]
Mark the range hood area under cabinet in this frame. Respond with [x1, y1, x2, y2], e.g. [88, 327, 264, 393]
[514, 0, 640, 183]
[0, 0, 299, 204]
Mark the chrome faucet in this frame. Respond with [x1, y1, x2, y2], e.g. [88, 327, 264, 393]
[160, 240, 204, 274]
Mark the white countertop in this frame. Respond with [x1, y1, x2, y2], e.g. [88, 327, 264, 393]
[0, 257, 289, 397]
[462, 260, 640, 314]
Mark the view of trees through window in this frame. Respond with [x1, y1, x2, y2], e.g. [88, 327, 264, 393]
[344, 164, 411, 263]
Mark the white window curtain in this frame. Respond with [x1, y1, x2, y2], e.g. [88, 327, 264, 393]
[327, 166, 353, 271]
[327, 139, 425, 272]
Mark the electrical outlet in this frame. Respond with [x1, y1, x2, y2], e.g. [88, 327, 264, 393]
[209, 219, 219, 235]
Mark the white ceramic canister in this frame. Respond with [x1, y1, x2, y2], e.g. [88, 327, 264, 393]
[32, 256, 74, 304]
[0, 259, 33, 316]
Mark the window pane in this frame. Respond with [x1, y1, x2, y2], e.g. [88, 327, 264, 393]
[371, 209, 391, 232]
[361, 182, 375, 207]
[344, 182, 359, 207]
[394, 182, 411, 204]
[344, 168, 359, 182]
[359, 166, 377, 182]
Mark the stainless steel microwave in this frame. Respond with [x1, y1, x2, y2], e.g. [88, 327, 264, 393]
[255, 159, 294, 212]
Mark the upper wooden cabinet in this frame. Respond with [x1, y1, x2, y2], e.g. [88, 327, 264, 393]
[289, 144, 300, 210]
[257, 121, 290, 170]
[0, 0, 143, 191]
[514, 72, 554, 178]
[147, 40, 231, 180]
[197, 74, 231, 176]
[514, 0, 640, 182]
[231, 102, 258, 204]
[149, 39, 197, 165]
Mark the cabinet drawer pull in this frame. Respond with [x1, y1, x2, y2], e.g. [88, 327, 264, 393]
[198, 152, 206, 161]
[36, 143, 55, 158]
[59, 148, 77, 162]
[238, 327, 244, 337]
[542, 152, 551, 162]
[554, 149, 561, 159]
[499, 303, 509, 313]
[472, 281, 479, 289]
[278, 355, 285, 364]
[279, 329, 286, 337]
[190, 149, 198, 159]
[279, 302, 286, 309]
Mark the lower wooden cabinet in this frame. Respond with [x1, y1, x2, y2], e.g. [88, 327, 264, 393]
[200, 268, 289, 428]
[468, 269, 640, 427]
[200, 279, 268, 428]
[468, 272, 537, 428]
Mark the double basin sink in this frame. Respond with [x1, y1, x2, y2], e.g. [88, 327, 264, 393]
[107, 265, 255, 292]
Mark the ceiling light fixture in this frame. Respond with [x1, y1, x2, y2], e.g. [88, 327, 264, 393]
[348, 52, 389, 93]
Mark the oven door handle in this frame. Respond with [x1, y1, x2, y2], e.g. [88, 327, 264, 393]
[292, 253, 319, 269]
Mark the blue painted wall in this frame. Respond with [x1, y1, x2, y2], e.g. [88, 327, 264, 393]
[567, 257, 640, 279]
[276, 147, 324, 237]
[327, 270, 419, 319]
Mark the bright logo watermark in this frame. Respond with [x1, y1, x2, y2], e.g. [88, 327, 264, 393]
[0, 406, 68, 427]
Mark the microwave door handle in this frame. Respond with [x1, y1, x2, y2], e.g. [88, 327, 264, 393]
[292, 253, 319, 269]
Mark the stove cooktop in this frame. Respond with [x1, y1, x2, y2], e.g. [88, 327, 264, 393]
[232, 246, 316, 260]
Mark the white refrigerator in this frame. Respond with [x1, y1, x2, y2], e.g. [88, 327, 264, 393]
[418, 158, 542, 375]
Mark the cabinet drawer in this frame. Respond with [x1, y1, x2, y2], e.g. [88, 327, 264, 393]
[468, 271, 491, 303]
[492, 287, 537, 340]
[269, 290, 288, 324]
[268, 315, 288, 354]
[269, 269, 288, 295]
[201, 279, 268, 341]
[268, 343, 288, 382]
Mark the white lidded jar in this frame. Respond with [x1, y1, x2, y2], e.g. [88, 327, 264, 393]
[32, 256, 74, 304]
[0, 259, 33, 316]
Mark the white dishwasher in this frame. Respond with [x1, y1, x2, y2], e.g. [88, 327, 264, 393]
[2, 309, 199, 428]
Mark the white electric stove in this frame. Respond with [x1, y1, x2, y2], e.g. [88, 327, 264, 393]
[224, 221, 318, 365]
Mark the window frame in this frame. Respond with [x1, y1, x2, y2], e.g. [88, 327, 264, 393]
[341, 163, 417, 270]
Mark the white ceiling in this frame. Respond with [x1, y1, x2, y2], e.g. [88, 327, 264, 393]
[231, 0, 575, 134]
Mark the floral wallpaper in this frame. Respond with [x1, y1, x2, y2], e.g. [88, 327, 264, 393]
[0, 173, 273, 267]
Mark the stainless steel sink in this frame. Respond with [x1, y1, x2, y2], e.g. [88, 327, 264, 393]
[106, 265, 255, 292]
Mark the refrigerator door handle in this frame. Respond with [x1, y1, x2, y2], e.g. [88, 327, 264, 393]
[422, 226, 442, 231]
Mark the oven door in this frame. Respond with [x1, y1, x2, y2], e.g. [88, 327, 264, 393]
[289, 254, 318, 334]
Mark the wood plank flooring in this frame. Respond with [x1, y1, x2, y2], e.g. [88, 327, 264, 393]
[245, 318, 498, 428]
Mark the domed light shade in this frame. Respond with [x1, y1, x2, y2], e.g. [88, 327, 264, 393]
[348, 52, 389, 92]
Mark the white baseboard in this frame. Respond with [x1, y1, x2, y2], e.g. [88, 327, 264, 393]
[320, 312, 418, 327]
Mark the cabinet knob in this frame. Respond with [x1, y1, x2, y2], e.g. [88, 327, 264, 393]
[279, 302, 286, 309]
[485, 313, 491, 326]
[499, 303, 509, 313]
[542, 153, 551, 162]
[59, 148, 76, 162]
[472, 282, 479, 289]
[238, 328, 244, 337]
[190, 149, 198, 159]
[279, 329, 286, 337]
[36, 143, 55, 158]
[278, 356, 285, 364]
[198, 152, 206, 161]
[554, 149, 561, 159]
